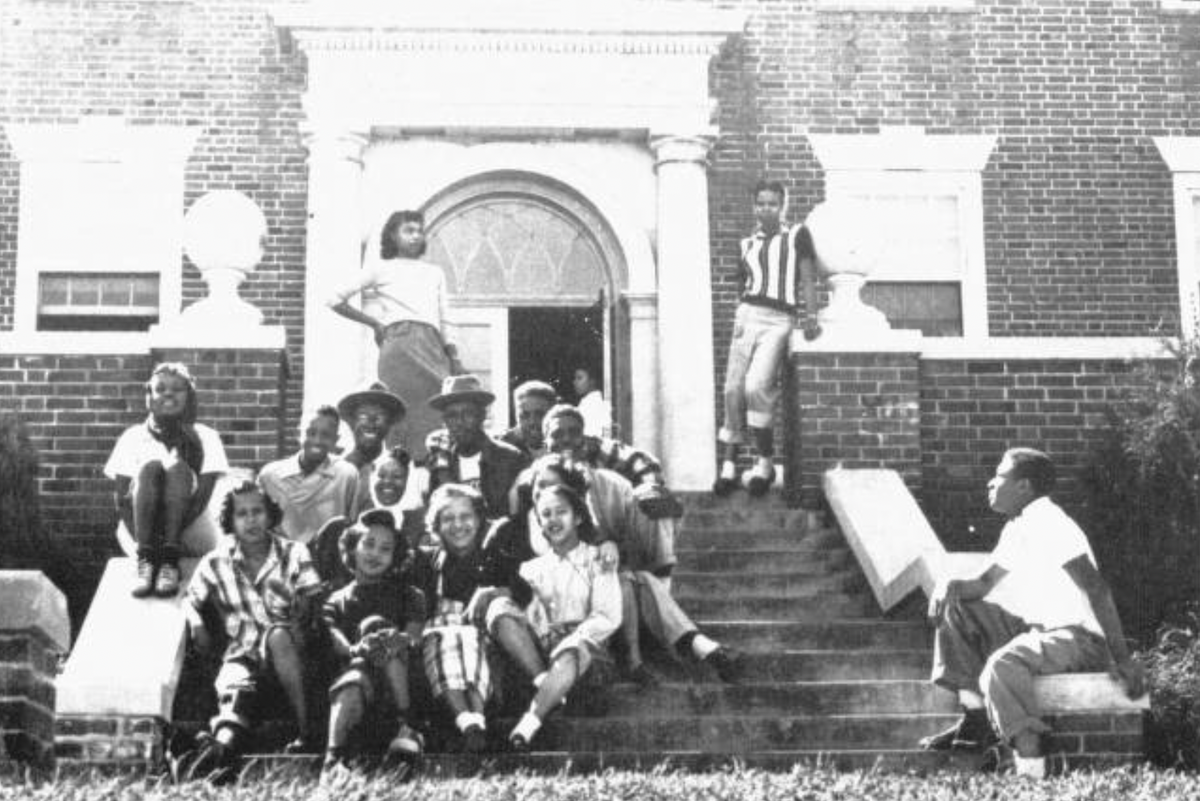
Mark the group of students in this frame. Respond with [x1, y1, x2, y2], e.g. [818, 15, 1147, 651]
[106, 360, 745, 780]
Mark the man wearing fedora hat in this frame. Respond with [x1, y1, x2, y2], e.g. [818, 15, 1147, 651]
[425, 374, 530, 520]
[336, 383, 408, 520]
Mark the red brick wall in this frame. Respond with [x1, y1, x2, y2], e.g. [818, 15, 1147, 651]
[2, 1, 1196, 450]
[918, 357, 1158, 550]
[0, 0, 308, 431]
[0, 350, 287, 625]
[787, 350, 923, 506]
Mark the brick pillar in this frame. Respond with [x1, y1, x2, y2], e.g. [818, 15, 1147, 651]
[786, 335, 922, 508]
[150, 345, 289, 469]
[0, 571, 70, 768]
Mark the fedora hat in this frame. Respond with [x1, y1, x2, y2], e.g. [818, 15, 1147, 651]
[337, 381, 407, 424]
[428, 374, 495, 412]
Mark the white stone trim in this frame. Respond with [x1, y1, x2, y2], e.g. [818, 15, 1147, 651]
[1154, 137, 1200, 338]
[148, 325, 288, 351]
[811, 129, 996, 340]
[4, 120, 200, 338]
[791, 333, 1174, 360]
[1160, 0, 1200, 12]
[918, 336, 1174, 360]
[815, 0, 975, 10]
[0, 332, 152, 356]
[808, 127, 997, 173]
[5, 118, 201, 164]
[271, 0, 745, 46]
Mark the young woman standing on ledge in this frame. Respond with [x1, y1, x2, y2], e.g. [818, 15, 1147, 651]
[329, 210, 464, 463]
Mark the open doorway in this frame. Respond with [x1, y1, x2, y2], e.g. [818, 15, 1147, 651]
[507, 306, 604, 427]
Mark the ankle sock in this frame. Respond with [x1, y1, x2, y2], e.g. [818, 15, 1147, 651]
[512, 711, 541, 743]
[691, 634, 720, 661]
[719, 461, 736, 480]
[959, 690, 984, 710]
[455, 711, 476, 733]
[1014, 755, 1046, 778]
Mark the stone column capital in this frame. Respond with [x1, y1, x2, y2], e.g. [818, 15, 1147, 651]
[301, 127, 369, 166]
[650, 134, 715, 169]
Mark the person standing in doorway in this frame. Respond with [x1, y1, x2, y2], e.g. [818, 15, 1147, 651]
[573, 366, 611, 439]
[328, 210, 464, 462]
[713, 180, 820, 498]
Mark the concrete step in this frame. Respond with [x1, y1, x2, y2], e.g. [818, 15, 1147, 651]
[732, 649, 929, 682]
[672, 592, 876, 621]
[681, 509, 805, 533]
[673, 569, 866, 597]
[491, 712, 962, 753]
[676, 491, 793, 512]
[676, 547, 853, 573]
[697, 619, 932, 651]
[677, 525, 844, 550]
[570, 680, 955, 718]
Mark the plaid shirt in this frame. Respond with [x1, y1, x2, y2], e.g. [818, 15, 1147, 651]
[580, 436, 664, 489]
[187, 533, 321, 664]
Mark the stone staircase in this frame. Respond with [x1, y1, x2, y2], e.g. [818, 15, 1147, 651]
[417, 491, 972, 775]
[60, 486, 1145, 776]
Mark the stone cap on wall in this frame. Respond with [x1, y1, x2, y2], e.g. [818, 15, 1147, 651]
[0, 570, 70, 652]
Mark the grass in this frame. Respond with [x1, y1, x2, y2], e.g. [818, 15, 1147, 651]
[3, 765, 1200, 801]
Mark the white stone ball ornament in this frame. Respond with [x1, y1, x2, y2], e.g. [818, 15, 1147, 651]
[179, 190, 268, 328]
[804, 199, 890, 337]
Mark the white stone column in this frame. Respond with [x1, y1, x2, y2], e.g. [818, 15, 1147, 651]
[302, 129, 369, 416]
[624, 291, 661, 459]
[651, 134, 717, 490]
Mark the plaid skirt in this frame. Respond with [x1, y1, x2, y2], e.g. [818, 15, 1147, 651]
[421, 601, 492, 700]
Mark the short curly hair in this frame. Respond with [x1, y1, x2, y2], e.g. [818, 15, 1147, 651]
[219, 480, 283, 535]
[339, 510, 406, 575]
[425, 483, 489, 540]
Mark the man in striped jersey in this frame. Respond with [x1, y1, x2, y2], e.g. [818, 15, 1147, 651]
[714, 180, 820, 497]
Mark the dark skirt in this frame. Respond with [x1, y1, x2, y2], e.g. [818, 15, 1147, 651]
[378, 320, 452, 462]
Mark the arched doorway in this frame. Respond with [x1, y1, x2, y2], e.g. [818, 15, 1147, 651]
[422, 174, 630, 435]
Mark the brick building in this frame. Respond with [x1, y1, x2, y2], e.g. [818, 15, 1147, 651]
[2, 0, 1199, 605]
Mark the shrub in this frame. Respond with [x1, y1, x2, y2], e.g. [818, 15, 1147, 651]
[1145, 603, 1200, 768]
[0, 412, 41, 568]
[1082, 339, 1200, 644]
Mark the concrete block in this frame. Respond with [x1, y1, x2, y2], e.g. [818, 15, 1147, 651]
[823, 468, 943, 610]
[1034, 673, 1150, 713]
[56, 557, 198, 719]
[0, 571, 70, 652]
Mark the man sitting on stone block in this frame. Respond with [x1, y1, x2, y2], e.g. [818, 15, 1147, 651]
[920, 447, 1144, 777]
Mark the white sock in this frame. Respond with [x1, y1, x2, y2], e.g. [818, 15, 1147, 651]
[469, 712, 487, 730]
[1014, 755, 1046, 778]
[512, 711, 542, 742]
[754, 456, 773, 475]
[532, 671, 548, 689]
[691, 634, 720, 661]
[958, 690, 984, 710]
[719, 460, 736, 480]
[455, 711, 475, 733]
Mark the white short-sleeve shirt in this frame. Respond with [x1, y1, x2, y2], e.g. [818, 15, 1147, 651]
[104, 421, 230, 557]
[985, 496, 1103, 635]
[104, 422, 229, 480]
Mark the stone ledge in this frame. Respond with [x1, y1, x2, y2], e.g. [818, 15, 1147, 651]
[0, 571, 70, 652]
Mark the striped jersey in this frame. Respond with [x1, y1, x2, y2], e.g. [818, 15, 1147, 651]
[738, 224, 817, 313]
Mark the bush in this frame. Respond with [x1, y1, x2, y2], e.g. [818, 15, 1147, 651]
[0, 412, 41, 568]
[1082, 339, 1200, 644]
[1145, 603, 1200, 768]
